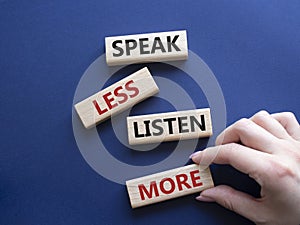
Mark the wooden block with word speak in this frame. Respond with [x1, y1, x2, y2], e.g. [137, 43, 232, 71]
[105, 30, 188, 66]
[127, 108, 212, 145]
[126, 164, 214, 208]
[74, 67, 159, 129]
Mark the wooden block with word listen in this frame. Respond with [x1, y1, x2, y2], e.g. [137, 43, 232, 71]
[74, 67, 159, 129]
[127, 108, 212, 145]
[105, 30, 188, 66]
[126, 164, 214, 208]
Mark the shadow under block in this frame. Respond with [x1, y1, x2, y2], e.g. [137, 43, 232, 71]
[74, 67, 159, 129]
[127, 108, 212, 145]
[126, 164, 214, 208]
[105, 30, 188, 66]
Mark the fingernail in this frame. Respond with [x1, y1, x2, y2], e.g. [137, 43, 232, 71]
[189, 151, 200, 159]
[196, 195, 215, 202]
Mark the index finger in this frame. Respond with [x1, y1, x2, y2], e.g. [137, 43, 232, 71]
[215, 118, 279, 153]
[191, 144, 269, 185]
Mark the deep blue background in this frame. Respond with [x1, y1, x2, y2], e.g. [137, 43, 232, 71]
[1, 1, 300, 225]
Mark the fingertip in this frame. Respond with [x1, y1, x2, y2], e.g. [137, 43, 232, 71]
[196, 195, 215, 202]
[200, 187, 217, 196]
[189, 151, 201, 163]
[189, 152, 197, 159]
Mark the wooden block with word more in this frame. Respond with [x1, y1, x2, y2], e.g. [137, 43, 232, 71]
[74, 67, 159, 129]
[126, 164, 214, 208]
[127, 108, 212, 145]
[105, 30, 188, 66]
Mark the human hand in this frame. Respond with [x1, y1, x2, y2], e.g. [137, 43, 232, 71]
[190, 111, 300, 225]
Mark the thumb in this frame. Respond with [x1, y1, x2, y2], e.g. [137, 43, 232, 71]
[197, 185, 263, 223]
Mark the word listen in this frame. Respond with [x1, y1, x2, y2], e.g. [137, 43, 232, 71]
[126, 164, 214, 208]
[105, 30, 188, 66]
[74, 67, 159, 129]
[127, 108, 212, 145]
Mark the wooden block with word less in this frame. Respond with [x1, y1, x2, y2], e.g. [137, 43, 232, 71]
[127, 108, 212, 145]
[105, 30, 188, 66]
[74, 67, 159, 129]
[126, 164, 214, 208]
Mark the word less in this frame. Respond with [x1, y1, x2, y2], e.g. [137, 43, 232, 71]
[74, 67, 159, 129]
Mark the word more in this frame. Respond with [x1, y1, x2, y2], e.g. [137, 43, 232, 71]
[126, 164, 214, 208]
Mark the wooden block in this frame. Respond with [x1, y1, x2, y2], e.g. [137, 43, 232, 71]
[105, 30, 188, 66]
[126, 164, 214, 208]
[74, 67, 159, 129]
[127, 108, 212, 145]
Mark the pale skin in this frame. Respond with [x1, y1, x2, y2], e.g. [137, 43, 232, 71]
[190, 111, 300, 225]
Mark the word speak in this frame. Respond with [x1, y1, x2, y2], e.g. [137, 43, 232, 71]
[105, 30, 188, 66]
